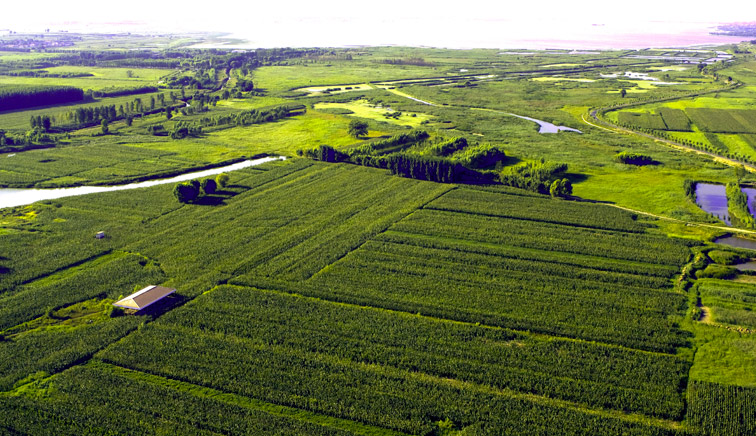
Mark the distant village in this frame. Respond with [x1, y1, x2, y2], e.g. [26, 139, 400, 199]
[0, 34, 78, 52]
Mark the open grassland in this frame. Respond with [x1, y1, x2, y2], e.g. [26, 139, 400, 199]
[253, 63, 444, 93]
[38, 66, 175, 81]
[314, 99, 433, 127]
[0, 161, 701, 434]
[0, 73, 164, 91]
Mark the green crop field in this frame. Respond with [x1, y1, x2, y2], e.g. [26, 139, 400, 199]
[2, 37, 756, 435]
[0, 162, 697, 434]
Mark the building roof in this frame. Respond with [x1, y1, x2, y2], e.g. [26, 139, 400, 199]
[113, 285, 175, 311]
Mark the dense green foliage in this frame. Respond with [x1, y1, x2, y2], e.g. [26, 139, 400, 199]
[427, 136, 468, 156]
[0, 364, 368, 436]
[616, 151, 655, 166]
[707, 249, 745, 265]
[618, 111, 667, 130]
[173, 181, 200, 203]
[696, 264, 738, 280]
[454, 143, 506, 168]
[726, 182, 755, 228]
[347, 119, 368, 138]
[347, 130, 429, 156]
[384, 153, 460, 182]
[499, 160, 569, 194]
[549, 178, 572, 197]
[698, 279, 756, 328]
[0, 86, 84, 112]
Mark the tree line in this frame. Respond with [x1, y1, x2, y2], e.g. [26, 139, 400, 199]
[0, 86, 84, 112]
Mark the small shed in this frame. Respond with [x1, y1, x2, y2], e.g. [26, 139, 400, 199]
[113, 285, 176, 312]
[95, 231, 105, 239]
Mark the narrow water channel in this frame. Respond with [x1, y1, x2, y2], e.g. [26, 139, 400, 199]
[0, 156, 284, 210]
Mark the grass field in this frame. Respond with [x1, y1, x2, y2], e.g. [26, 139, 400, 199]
[253, 63, 443, 93]
[314, 99, 433, 127]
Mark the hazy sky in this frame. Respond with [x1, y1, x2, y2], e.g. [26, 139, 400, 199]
[2, 1, 755, 48]
[2, 0, 755, 31]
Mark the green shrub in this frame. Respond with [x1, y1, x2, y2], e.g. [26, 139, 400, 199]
[696, 264, 738, 279]
[708, 250, 746, 265]
[201, 178, 217, 195]
[455, 143, 505, 168]
[173, 182, 199, 203]
[615, 151, 654, 166]
[216, 173, 229, 188]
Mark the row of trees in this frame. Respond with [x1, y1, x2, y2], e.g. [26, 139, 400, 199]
[0, 86, 84, 112]
[194, 105, 305, 129]
[173, 173, 229, 203]
[33, 94, 177, 130]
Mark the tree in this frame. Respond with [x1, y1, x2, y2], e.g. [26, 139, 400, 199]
[173, 182, 199, 203]
[620, 88, 627, 98]
[126, 115, 133, 127]
[549, 178, 572, 198]
[100, 119, 109, 135]
[348, 120, 369, 138]
[165, 108, 172, 120]
[126, 70, 134, 78]
[41, 116, 51, 132]
[216, 173, 229, 188]
[201, 178, 217, 195]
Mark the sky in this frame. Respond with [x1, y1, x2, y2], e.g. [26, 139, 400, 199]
[1, 0, 755, 48]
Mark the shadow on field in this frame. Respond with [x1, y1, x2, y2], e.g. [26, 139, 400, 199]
[214, 190, 239, 197]
[193, 195, 227, 206]
[135, 293, 188, 318]
[565, 173, 589, 184]
[502, 155, 522, 166]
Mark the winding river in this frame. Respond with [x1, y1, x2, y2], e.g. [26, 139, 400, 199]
[0, 156, 284, 210]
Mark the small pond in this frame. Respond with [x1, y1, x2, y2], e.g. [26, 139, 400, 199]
[714, 235, 756, 252]
[695, 183, 756, 227]
[0, 156, 284, 210]
[506, 113, 582, 134]
[734, 261, 756, 271]
[695, 183, 731, 225]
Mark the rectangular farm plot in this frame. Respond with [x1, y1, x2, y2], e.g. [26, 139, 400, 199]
[618, 111, 667, 130]
[658, 108, 692, 131]
[685, 108, 756, 134]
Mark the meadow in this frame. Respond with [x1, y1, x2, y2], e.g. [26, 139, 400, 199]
[2, 38, 756, 435]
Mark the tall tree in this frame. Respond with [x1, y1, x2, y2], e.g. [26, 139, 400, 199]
[348, 120, 369, 138]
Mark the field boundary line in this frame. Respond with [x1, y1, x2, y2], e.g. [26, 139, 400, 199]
[306, 184, 456, 281]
